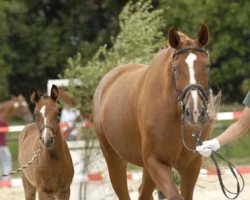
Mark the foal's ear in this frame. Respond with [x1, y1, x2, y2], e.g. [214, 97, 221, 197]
[30, 89, 40, 103]
[50, 85, 59, 101]
[168, 27, 180, 49]
[196, 23, 209, 47]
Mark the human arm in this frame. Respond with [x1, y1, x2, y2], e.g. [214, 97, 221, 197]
[217, 106, 250, 145]
[196, 106, 250, 157]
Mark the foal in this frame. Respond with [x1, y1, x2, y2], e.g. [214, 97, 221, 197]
[18, 85, 74, 200]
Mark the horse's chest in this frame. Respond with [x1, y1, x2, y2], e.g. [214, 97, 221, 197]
[37, 173, 70, 192]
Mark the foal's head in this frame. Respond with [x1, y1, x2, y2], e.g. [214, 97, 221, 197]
[169, 24, 210, 125]
[30, 85, 59, 149]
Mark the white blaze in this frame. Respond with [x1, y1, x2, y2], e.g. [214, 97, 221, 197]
[185, 53, 199, 121]
[40, 106, 48, 139]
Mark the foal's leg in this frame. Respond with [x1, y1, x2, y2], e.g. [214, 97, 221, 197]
[138, 168, 155, 200]
[145, 156, 184, 200]
[21, 174, 36, 200]
[178, 157, 202, 200]
[98, 133, 130, 200]
[38, 191, 55, 200]
[55, 188, 70, 200]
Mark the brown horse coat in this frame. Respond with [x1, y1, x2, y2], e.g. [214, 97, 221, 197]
[93, 25, 212, 200]
[0, 95, 33, 123]
[18, 85, 74, 200]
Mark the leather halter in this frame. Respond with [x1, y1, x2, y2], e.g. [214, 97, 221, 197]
[172, 47, 209, 114]
[173, 47, 208, 59]
[37, 111, 60, 141]
[172, 47, 210, 151]
[39, 125, 56, 137]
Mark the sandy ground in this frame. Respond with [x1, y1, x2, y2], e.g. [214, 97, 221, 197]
[0, 174, 249, 200]
[1, 143, 248, 199]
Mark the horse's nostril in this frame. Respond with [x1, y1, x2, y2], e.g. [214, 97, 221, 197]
[200, 107, 206, 117]
[185, 108, 190, 116]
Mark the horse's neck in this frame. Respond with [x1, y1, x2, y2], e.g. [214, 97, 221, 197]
[0, 100, 15, 122]
[44, 126, 65, 161]
[146, 47, 176, 97]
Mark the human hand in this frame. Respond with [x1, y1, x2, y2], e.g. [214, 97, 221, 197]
[196, 138, 220, 157]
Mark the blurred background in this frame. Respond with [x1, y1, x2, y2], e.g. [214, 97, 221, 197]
[0, 0, 250, 198]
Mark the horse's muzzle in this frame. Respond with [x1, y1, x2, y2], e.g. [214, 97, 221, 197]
[185, 106, 206, 125]
[42, 137, 55, 149]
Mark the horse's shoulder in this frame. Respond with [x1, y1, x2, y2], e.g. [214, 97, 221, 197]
[19, 123, 37, 143]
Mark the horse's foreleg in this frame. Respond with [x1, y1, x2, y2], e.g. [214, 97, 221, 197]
[178, 157, 202, 200]
[138, 168, 155, 200]
[98, 135, 130, 200]
[145, 156, 184, 200]
[21, 173, 36, 200]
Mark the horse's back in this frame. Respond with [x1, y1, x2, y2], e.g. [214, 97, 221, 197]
[93, 63, 147, 166]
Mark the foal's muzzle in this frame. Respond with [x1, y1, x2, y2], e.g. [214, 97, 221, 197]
[39, 126, 56, 149]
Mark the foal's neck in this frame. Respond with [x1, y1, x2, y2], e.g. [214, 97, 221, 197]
[46, 125, 65, 160]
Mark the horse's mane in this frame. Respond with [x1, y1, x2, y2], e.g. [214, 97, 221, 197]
[160, 31, 193, 51]
[41, 94, 50, 99]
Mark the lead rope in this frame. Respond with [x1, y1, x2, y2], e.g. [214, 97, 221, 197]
[210, 151, 245, 199]
[180, 111, 245, 199]
[0, 144, 43, 177]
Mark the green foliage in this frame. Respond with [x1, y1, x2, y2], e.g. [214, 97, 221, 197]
[0, 0, 23, 100]
[63, 0, 164, 114]
[4, 0, 126, 97]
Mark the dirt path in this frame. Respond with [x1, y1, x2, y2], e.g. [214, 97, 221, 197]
[0, 174, 249, 200]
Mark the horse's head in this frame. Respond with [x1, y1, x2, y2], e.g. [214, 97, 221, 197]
[30, 85, 59, 149]
[12, 95, 33, 123]
[169, 24, 210, 125]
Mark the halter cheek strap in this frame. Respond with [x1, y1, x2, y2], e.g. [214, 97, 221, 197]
[172, 47, 210, 152]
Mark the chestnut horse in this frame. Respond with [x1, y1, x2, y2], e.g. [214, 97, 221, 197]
[18, 85, 74, 200]
[0, 95, 33, 123]
[93, 24, 213, 200]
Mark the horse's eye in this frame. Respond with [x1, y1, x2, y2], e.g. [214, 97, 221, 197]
[172, 65, 178, 75]
[204, 63, 210, 71]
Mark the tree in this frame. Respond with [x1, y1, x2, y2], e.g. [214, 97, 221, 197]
[7, 0, 127, 97]
[63, 0, 164, 114]
[0, 0, 24, 100]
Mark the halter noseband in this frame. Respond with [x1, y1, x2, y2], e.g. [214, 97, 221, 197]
[39, 125, 56, 138]
[172, 47, 210, 106]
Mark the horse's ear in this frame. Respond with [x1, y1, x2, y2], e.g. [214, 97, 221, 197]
[168, 27, 180, 49]
[30, 88, 40, 103]
[50, 85, 59, 101]
[197, 23, 209, 47]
